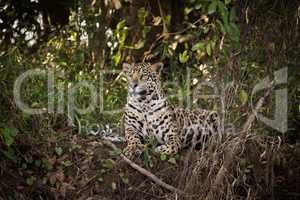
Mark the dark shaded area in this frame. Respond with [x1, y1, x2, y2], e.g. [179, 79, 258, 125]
[0, 0, 75, 48]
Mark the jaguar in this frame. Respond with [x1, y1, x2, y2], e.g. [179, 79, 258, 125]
[122, 62, 221, 156]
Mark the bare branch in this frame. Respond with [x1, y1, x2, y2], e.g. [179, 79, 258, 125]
[103, 140, 184, 195]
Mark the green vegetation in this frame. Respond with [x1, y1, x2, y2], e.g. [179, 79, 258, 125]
[0, 0, 299, 199]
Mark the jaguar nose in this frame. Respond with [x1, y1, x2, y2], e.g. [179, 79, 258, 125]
[132, 83, 138, 89]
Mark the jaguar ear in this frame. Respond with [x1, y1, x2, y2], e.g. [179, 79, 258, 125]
[122, 63, 131, 73]
[150, 62, 164, 74]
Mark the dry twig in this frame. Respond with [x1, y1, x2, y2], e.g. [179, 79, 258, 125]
[103, 140, 184, 194]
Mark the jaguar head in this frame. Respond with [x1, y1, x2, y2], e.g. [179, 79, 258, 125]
[122, 62, 163, 98]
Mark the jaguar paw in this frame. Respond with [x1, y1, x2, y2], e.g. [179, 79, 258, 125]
[155, 144, 178, 155]
[123, 144, 145, 158]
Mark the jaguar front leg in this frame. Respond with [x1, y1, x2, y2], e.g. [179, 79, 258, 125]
[155, 131, 181, 155]
[123, 127, 145, 157]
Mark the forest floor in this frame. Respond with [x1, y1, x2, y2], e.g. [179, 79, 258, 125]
[0, 130, 300, 200]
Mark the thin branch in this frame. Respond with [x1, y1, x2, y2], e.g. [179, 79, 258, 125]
[143, 16, 202, 61]
[157, 0, 167, 34]
[242, 83, 273, 132]
[76, 174, 98, 195]
[103, 140, 184, 194]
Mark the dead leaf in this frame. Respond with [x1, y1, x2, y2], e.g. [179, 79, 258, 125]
[111, 182, 117, 191]
[59, 182, 75, 198]
[112, 0, 121, 10]
[49, 173, 57, 185]
[152, 16, 162, 26]
[49, 171, 65, 185]
[56, 171, 65, 183]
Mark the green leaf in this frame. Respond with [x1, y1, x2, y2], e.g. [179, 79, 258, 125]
[55, 147, 63, 156]
[62, 160, 73, 167]
[229, 23, 240, 40]
[143, 150, 150, 164]
[138, 7, 149, 25]
[165, 15, 172, 27]
[118, 29, 127, 43]
[208, 1, 217, 15]
[239, 158, 247, 168]
[102, 159, 116, 169]
[26, 176, 36, 186]
[168, 157, 177, 165]
[240, 89, 248, 104]
[195, 3, 202, 10]
[143, 25, 151, 37]
[217, 1, 227, 14]
[134, 40, 145, 49]
[114, 51, 121, 65]
[22, 163, 27, 169]
[34, 160, 41, 167]
[210, 40, 216, 49]
[0, 127, 18, 146]
[58, 61, 67, 67]
[222, 11, 229, 25]
[179, 50, 189, 63]
[192, 42, 205, 51]
[160, 154, 167, 161]
[3, 147, 17, 161]
[119, 172, 129, 184]
[206, 43, 212, 56]
[116, 20, 126, 31]
[216, 20, 225, 34]
[230, 7, 236, 22]
[109, 148, 122, 156]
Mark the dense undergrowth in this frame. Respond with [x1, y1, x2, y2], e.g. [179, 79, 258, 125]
[0, 0, 299, 199]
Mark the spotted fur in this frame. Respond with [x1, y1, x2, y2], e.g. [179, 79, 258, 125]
[122, 62, 221, 156]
